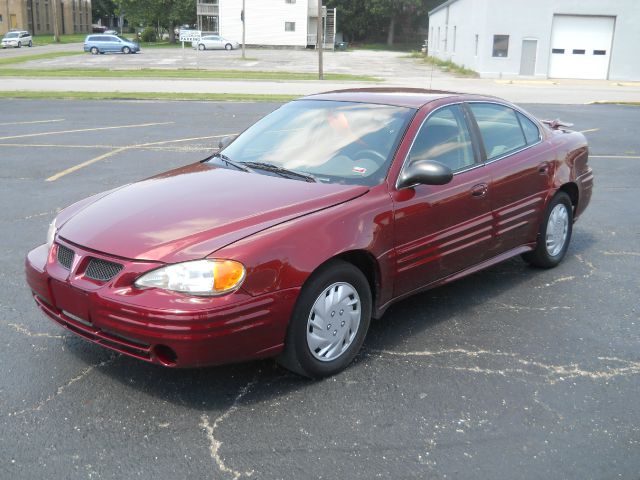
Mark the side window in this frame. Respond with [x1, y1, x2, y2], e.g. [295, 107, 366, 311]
[469, 103, 527, 160]
[517, 112, 541, 145]
[407, 105, 476, 172]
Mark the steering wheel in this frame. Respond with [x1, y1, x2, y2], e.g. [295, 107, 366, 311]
[353, 149, 386, 165]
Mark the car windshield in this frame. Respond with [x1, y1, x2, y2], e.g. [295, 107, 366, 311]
[214, 100, 414, 186]
[5, 32, 19, 38]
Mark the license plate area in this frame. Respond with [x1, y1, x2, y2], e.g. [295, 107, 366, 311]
[50, 280, 91, 323]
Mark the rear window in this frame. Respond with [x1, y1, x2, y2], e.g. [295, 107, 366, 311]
[517, 112, 541, 145]
[469, 103, 527, 160]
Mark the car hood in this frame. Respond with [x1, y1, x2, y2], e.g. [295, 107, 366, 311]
[58, 163, 369, 263]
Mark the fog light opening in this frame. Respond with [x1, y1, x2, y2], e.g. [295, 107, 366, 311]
[153, 345, 178, 366]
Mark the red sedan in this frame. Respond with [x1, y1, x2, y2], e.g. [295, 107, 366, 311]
[25, 89, 593, 377]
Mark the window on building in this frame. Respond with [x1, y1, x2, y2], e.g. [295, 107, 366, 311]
[443, 26, 447, 52]
[492, 35, 509, 57]
[474, 34, 479, 56]
[552, 48, 565, 54]
[572, 49, 585, 55]
[593, 50, 606, 56]
[437, 27, 440, 51]
[285, 21, 295, 32]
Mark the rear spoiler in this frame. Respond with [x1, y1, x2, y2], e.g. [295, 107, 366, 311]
[541, 119, 574, 130]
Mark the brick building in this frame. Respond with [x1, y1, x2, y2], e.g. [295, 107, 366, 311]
[1, 0, 92, 36]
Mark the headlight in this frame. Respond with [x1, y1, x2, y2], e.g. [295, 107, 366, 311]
[134, 259, 246, 296]
[46, 220, 57, 250]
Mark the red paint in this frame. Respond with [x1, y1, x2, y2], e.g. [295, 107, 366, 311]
[25, 89, 592, 368]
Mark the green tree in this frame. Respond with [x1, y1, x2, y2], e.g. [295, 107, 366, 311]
[326, 0, 446, 45]
[118, 0, 196, 42]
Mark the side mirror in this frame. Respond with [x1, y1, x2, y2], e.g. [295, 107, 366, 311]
[218, 135, 237, 150]
[397, 160, 453, 189]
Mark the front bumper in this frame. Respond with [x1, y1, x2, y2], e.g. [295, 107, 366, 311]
[25, 241, 299, 367]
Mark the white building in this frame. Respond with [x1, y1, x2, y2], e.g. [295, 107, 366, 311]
[428, 0, 640, 80]
[196, 0, 336, 48]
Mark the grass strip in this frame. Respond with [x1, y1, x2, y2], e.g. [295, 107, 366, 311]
[588, 101, 640, 106]
[0, 51, 84, 66]
[405, 51, 479, 78]
[0, 90, 298, 102]
[0, 67, 378, 81]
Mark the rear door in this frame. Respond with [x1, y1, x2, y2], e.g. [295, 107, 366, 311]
[391, 103, 493, 297]
[466, 102, 554, 255]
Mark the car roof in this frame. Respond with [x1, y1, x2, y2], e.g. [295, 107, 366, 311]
[301, 88, 502, 109]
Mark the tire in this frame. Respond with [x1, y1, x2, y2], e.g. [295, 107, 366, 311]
[17, 41, 22, 48]
[90, 47, 99, 55]
[225, 43, 232, 51]
[122, 46, 131, 54]
[28, 40, 33, 47]
[198, 43, 206, 51]
[522, 191, 573, 268]
[277, 260, 372, 378]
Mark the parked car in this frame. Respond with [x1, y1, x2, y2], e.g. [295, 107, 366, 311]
[104, 30, 118, 35]
[25, 89, 593, 378]
[1, 30, 32, 48]
[192, 35, 239, 50]
[83, 34, 140, 54]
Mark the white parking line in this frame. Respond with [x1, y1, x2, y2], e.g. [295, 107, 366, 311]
[44, 134, 236, 182]
[0, 119, 65, 127]
[0, 121, 174, 141]
[580, 128, 600, 134]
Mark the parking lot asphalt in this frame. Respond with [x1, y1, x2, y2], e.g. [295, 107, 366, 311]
[1, 99, 639, 479]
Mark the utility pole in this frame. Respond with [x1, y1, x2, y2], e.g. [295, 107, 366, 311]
[241, 0, 246, 60]
[317, 0, 323, 80]
[51, 0, 60, 42]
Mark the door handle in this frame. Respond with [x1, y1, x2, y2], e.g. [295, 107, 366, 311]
[471, 183, 488, 197]
[538, 161, 551, 174]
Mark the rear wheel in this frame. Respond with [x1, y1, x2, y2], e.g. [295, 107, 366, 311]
[198, 43, 206, 51]
[277, 260, 372, 378]
[225, 43, 232, 51]
[522, 191, 573, 268]
[90, 47, 99, 55]
[28, 40, 33, 47]
[17, 41, 22, 48]
[122, 46, 131, 54]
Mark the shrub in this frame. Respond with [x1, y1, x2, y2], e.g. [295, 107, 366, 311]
[140, 27, 157, 43]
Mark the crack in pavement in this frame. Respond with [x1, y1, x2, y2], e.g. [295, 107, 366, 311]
[9, 355, 117, 417]
[372, 348, 640, 384]
[200, 377, 258, 480]
[7, 322, 63, 339]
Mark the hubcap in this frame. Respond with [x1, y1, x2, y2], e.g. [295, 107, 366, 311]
[545, 204, 569, 256]
[306, 282, 361, 362]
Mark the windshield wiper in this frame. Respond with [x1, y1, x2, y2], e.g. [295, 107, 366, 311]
[241, 162, 316, 183]
[210, 152, 251, 172]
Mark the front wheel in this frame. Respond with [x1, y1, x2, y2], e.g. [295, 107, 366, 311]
[90, 47, 99, 55]
[277, 260, 372, 378]
[522, 191, 573, 268]
[28, 40, 33, 47]
[225, 43, 232, 51]
[198, 43, 206, 51]
[122, 46, 131, 54]
[17, 41, 22, 48]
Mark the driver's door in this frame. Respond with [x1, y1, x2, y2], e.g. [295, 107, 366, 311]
[391, 103, 493, 297]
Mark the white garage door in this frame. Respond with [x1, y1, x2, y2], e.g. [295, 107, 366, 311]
[549, 15, 615, 80]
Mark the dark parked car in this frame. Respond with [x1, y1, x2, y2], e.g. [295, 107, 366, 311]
[25, 89, 593, 377]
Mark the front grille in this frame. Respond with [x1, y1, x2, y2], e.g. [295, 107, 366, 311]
[57, 244, 74, 270]
[85, 258, 123, 282]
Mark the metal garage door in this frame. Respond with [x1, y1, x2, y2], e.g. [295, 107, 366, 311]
[548, 15, 615, 80]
